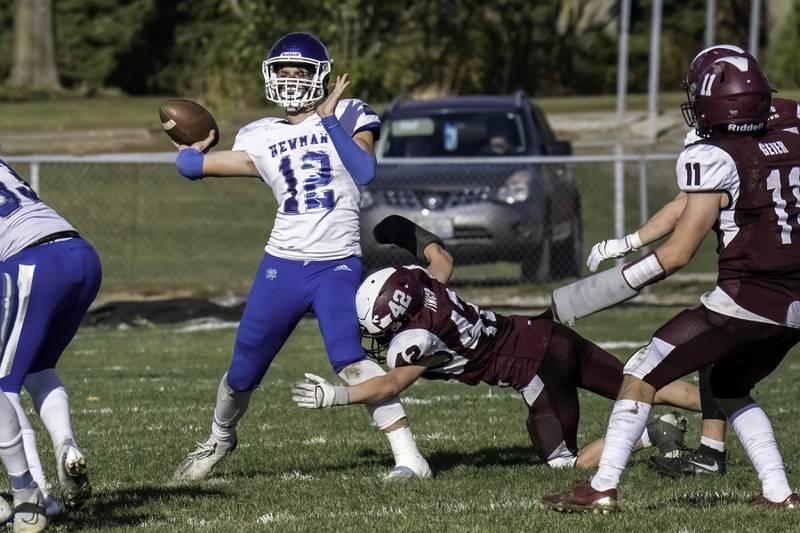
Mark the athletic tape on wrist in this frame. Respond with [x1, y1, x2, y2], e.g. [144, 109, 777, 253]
[621, 252, 665, 290]
[627, 231, 644, 251]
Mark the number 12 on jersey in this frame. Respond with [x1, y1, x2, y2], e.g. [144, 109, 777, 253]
[278, 150, 333, 214]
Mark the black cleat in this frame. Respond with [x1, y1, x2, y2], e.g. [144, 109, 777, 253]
[649, 443, 727, 477]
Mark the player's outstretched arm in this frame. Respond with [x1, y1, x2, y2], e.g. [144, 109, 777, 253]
[552, 191, 721, 325]
[174, 130, 259, 179]
[587, 192, 688, 272]
[292, 365, 428, 409]
[654, 192, 721, 274]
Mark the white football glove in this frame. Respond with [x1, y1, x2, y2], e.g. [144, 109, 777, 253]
[586, 232, 643, 272]
[292, 373, 350, 409]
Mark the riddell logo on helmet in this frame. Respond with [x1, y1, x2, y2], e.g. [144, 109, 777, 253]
[727, 123, 763, 132]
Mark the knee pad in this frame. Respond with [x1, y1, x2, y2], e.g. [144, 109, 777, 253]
[338, 360, 407, 430]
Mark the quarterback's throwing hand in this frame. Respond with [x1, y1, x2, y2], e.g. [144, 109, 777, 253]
[316, 74, 351, 118]
[586, 232, 643, 272]
[173, 129, 216, 153]
[292, 373, 350, 409]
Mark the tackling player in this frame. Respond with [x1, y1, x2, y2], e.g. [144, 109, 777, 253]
[290, 215, 702, 470]
[586, 45, 800, 478]
[171, 32, 430, 481]
[0, 157, 102, 528]
[543, 53, 800, 512]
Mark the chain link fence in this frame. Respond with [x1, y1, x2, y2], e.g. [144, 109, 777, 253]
[5, 152, 717, 296]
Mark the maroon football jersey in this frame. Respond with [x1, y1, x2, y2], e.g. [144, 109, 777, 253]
[677, 127, 800, 326]
[385, 268, 552, 390]
[769, 97, 800, 131]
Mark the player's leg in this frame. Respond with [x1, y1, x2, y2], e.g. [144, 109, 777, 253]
[0, 390, 45, 531]
[311, 256, 430, 479]
[650, 365, 728, 476]
[0, 256, 74, 515]
[521, 344, 581, 469]
[176, 254, 309, 481]
[544, 307, 743, 512]
[710, 330, 800, 506]
[23, 240, 101, 510]
[544, 323, 686, 467]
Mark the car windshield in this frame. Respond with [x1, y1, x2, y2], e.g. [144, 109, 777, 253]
[378, 111, 527, 158]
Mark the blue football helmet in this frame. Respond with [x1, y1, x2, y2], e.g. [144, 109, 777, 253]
[262, 32, 333, 113]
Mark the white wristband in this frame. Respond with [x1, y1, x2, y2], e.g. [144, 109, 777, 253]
[621, 253, 665, 290]
[333, 386, 350, 406]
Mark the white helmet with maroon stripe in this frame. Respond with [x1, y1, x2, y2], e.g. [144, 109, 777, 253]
[356, 267, 424, 340]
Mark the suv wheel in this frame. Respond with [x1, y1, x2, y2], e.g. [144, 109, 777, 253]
[550, 219, 582, 279]
[520, 237, 550, 283]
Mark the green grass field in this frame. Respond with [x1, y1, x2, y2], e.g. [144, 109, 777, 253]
[22, 304, 800, 532]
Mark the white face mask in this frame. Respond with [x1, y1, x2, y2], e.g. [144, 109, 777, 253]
[262, 58, 331, 113]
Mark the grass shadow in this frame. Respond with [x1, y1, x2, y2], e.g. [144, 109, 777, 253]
[50, 484, 226, 529]
[427, 445, 539, 473]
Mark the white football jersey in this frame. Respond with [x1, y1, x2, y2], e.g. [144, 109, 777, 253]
[0, 159, 75, 261]
[232, 99, 380, 260]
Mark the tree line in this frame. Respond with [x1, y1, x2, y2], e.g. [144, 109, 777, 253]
[3, 0, 799, 105]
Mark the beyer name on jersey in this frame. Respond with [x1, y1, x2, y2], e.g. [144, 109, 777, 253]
[758, 141, 789, 156]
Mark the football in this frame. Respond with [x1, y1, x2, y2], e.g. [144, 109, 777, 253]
[158, 99, 219, 151]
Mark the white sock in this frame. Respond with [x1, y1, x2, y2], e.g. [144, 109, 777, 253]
[211, 373, 251, 443]
[731, 404, 791, 503]
[25, 370, 75, 453]
[638, 426, 653, 449]
[0, 394, 28, 477]
[700, 435, 725, 452]
[591, 399, 651, 492]
[5, 393, 48, 489]
[386, 426, 425, 467]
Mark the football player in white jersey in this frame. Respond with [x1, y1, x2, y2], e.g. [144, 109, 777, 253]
[0, 158, 103, 529]
[172, 32, 430, 481]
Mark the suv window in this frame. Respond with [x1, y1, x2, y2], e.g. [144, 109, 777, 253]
[530, 104, 556, 144]
[378, 111, 527, 158]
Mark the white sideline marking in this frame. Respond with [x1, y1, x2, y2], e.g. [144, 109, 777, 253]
[177, 320, 239, 333]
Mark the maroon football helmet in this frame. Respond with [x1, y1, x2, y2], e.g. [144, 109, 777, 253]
[684, 55, 772, 137]
[356, 266, 424, 359]
[681, 45, 756, 129]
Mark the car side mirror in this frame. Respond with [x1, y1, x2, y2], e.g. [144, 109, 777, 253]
[545, 141, 572, 156]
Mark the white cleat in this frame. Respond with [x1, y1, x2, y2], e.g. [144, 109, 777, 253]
[174, 436, 237, 482]
[56, 437, 91, 509]
[382, 459, 432, 481]
[0, 496, 12, 524]
[12, 485, 47, 533]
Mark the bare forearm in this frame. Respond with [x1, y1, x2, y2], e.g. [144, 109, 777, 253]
[637, 192, 687, 245]
[347, 375, 404, 404]
[424, 243, 454, 284]
[202, 151, 260, 178]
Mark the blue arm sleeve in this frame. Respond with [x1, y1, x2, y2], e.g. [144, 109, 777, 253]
[175, 148, 204, 180]
[321, 115, 376, 186]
